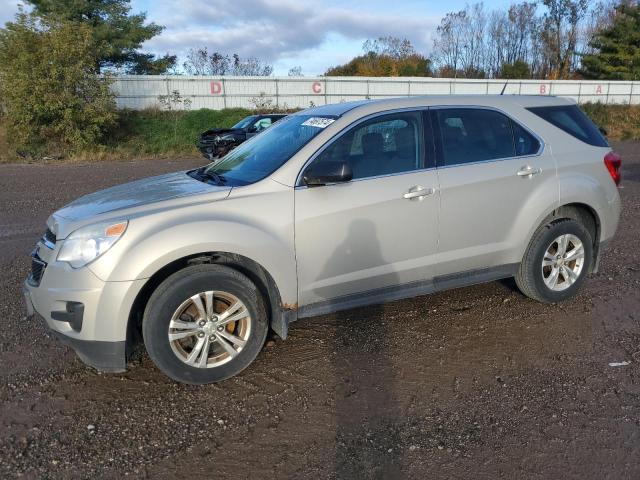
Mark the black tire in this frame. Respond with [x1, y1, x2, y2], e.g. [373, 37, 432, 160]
[515, 218, 594, 303]
[142, 264, 268, 384]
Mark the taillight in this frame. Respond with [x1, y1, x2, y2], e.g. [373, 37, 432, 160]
[604, 152, 622, 186]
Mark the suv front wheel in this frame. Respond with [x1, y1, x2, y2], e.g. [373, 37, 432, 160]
[142, 264, 268, 384]
[516, 218, 594, 303]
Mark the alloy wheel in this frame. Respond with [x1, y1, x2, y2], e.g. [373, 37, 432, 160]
[167, 291, 251, 368]
[541, 234, 585, 292]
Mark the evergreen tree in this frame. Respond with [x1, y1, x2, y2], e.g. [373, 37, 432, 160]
[25, 0, 174, 74]
[581, 3, 640, 80]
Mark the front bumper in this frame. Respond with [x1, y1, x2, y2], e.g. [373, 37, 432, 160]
[23, 244, 146, 373]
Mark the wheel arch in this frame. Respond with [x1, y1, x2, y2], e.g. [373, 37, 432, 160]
[126, 251, 294, 356]
[526, 202, 601, 273]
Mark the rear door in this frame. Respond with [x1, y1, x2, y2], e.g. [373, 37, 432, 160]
[294, 110, 440, 306]
[432, 107, 557, 276]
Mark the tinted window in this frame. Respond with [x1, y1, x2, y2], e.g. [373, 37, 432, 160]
[527, 105, 608, 147]
[232, 116, 257, 129]
[512, 122, 541, 156]
[204, 115, 335, 185]
[312, 111, 423, 180]
[436, 109, 515, 166]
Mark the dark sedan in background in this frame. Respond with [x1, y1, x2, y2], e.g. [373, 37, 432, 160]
[197, 114, 287, 160]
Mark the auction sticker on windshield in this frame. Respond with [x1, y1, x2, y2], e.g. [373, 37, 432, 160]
[301, 117, 335, 128]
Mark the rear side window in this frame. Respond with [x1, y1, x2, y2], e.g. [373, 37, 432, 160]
[527, 105, 608, 147]
[435, 108, 538, 166]
[512, 122, 540, 156]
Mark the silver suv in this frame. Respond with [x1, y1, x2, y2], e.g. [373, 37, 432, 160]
[24, 96, 622, 384]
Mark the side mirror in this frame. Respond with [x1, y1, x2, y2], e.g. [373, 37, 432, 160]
[303, 161, 353, 187]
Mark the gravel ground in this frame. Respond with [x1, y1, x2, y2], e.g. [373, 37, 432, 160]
[0, 145, 638, 479]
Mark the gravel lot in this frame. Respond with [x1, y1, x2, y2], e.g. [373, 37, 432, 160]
[0, 144, 638, 479]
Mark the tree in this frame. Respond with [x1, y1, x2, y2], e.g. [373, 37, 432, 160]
[127, 53, 177, 75]
[499, 59, 532, 78]
[0, 12, 117, 156]
[541, 0, 589, 78]
[433, 10, 467, 77]
[581, 2, 640, 80]
[183, 48, 273, 76]
[24, 0, 172, 74]
[326, 37, 432, 77]
[288, 66, 303, 76]
[363, 36, 415, 59]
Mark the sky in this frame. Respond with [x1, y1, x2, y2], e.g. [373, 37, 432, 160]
[0, 0, 517, 75]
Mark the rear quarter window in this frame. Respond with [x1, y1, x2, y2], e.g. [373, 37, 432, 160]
[527, 105, 608, 147]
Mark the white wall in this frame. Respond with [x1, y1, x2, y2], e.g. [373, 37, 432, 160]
[112, 75, 640, 110]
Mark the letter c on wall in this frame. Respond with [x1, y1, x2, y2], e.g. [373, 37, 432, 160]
[312, 82, 322, 94]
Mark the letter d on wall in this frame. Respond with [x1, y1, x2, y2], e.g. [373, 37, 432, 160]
[210, 81, 223, 94]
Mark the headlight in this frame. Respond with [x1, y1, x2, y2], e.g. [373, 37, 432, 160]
[57, 220, 128, 268]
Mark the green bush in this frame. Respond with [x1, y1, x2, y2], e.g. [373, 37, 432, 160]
[0, 13, 117, 158]
[109, 108, 251, 156]
[582, 102, 640, 141]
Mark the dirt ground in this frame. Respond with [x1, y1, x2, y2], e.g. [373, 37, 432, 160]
[0, 145, 638, 479]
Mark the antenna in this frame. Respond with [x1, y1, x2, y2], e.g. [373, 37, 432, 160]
[500, 81, 508, 95]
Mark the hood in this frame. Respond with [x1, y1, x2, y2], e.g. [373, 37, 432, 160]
[52, 171, 230, 231]
[200, 128, 244, 138]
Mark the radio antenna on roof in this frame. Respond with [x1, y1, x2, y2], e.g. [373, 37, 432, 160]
[500, 81, 508, 95]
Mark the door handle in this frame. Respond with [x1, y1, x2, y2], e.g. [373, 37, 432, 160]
[517, 165, 542, 177]
[403, 186, 435, 200]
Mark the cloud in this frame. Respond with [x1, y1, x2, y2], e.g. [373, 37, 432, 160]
[142, 0, 440, 73]
[0, 0, 21, 25]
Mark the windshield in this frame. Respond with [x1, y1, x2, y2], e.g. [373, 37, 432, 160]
[232, 116, 258, 129]
[202, 115, 337, 185]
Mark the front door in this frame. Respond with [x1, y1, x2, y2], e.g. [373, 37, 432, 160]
[294, 110, 440, 307]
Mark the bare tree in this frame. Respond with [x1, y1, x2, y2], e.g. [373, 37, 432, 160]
[183, 48, 273, 76]
[183, 47, 210, 75]
[458, 3, 488, 77]
[288, 66, 303, 76]
[433, 10, 467, 77]
[432, 0, 603, 79]
[363, 36, 416, 59]
[231, 54, 273, 76]
[541, 0, 589, 78]
[581, 0, 618, 55]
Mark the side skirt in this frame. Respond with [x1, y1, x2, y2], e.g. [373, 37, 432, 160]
[296, 263, 519, 320]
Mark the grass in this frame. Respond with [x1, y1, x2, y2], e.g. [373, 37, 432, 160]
[87, 107, 252, 160]
[1, 103, 639, 163]
[581, 103, 640, 141]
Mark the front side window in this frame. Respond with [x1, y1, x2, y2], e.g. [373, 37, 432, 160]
[201, 114, 336, 186]
[311, 111, 424, 180]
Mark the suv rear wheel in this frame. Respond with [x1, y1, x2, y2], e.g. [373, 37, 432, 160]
[142, 264, 268, 384]
[516, 218, 594, 303]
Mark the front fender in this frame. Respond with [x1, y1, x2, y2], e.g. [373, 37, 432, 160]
[88, 184, 297, 306]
